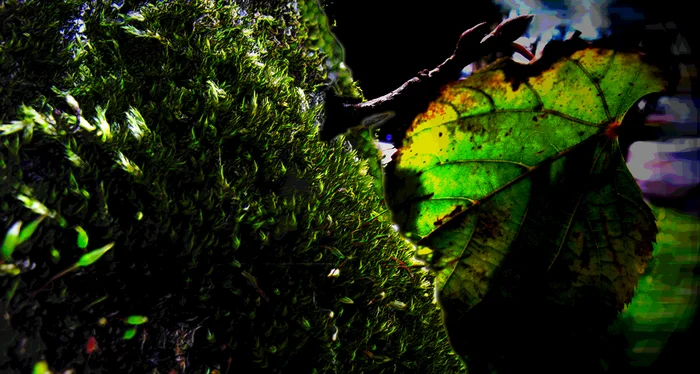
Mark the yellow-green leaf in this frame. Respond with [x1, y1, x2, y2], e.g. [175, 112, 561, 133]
[76, 242, 115, 268]
[383, 38, 668, 369]
[16, 194, 50, 216]
[75, 226, 88, 249]
[1, 221, 22, 261]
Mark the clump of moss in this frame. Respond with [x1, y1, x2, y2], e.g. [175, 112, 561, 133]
[0, 1, 463, 373]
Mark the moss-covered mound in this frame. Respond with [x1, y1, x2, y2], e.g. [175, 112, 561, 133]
[0, 1, 462, 373]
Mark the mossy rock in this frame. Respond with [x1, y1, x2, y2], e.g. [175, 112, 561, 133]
[0, 1, 462, 373]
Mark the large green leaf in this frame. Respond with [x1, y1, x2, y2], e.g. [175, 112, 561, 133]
[383, 39, 669, 370]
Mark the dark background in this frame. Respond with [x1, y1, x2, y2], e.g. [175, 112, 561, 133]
[317, 0, 699, 373]
[320, 0, 697, 99]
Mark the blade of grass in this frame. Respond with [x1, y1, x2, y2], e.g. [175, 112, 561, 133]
[31, 242, 115, 297]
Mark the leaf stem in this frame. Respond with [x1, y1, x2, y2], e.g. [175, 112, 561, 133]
[320, 15, 534, 142]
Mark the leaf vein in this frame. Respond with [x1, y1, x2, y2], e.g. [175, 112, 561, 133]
[420, 159, 533, 173]
[458, 86, 496, 110]
[614, 58, 644, 120]
[438, 206, 481, 292]
[458, 109, 605, 128]
[571, 59, 612, 122]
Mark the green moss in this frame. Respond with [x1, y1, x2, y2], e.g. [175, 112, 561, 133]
[0, 1, 462, 372]
[299, 0, 363, 99]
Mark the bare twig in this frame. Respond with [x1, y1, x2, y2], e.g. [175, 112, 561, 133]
[320, 15, 534, 142]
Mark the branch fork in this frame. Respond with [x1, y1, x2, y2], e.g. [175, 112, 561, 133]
[320, 15, 535, 142]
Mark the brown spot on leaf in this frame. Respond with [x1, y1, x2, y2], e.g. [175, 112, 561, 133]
[477, 209, 502, 239]
[459, 120, 487, 136]
[433, 205, 464, 226]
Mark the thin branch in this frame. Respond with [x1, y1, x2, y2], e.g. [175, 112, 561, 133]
[320, 15, 534, 142]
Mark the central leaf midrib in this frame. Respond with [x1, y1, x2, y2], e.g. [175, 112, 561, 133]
[418, 133, 604, 243]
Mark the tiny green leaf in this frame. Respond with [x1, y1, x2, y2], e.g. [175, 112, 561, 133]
[18, 215, 46, 245]
[76, 242, 115, 268]
[115, 151, 142, 178]
[75, 226, 88, 249]
[325, 246, 345, 259]
[1, 221, 22, 261]
[16, 194, 50, 216]
[0, 263, 21, 276]
[388, 300, 407, 310]
[339, 296, 354, 304]
[125, 315, 148, 325]
[0, 121, 25, 136]
[93, 105, 112, 142]
[65, 94, 80, 113]
[122, 328, 137, 340]
[125, 107, 150, 140]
